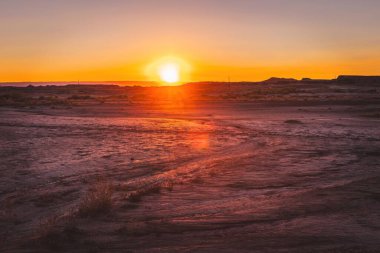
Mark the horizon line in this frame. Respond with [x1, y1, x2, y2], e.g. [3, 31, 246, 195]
[1, 75, 380, 85]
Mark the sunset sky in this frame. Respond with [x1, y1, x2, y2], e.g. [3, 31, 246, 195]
[1, 0, 380, 82]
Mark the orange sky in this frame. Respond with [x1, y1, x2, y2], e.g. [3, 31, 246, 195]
[1, 0, 380, 82]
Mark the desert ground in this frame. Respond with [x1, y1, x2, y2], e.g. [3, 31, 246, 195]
[1, 78, 380, 252]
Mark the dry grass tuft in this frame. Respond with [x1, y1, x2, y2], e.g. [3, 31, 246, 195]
[34, 215, 64, 249]
[37, 215, 60, 238]
[78, 182, 113, 217]
[0, 197, 20, 225]
[162, 181, 174, 191]
[33, 214, 83, 250]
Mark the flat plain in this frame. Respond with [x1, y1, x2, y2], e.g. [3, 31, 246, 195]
[1, 79, 379, 252]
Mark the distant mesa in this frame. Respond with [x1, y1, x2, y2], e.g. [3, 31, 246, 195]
[337, 75, 380, 84]
[263, 76, 380, 85]
[263, 77, 298, 84]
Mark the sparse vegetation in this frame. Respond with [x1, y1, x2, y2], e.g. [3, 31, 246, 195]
[162, 181, 174, 191]
[78, 182, 113, 217]
[36, 215, 61, 240]
[125, 191, 143, 203]
[0, 93, 70, 107]
[0, 198, 18, 224]
[33, 214, 84, 250]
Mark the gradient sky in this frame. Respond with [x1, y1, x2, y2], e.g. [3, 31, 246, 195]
[1, 0, 380, 82]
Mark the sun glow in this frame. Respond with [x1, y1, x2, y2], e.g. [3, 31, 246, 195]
[145, 56, 191, 85]
[159, 63, 180, 83]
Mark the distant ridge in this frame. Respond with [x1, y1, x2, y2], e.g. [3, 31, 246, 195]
[0, 81, 159, 87]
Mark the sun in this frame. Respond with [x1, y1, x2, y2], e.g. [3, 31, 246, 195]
[145, 56, 191, 85]
[158, 63, 180, 84]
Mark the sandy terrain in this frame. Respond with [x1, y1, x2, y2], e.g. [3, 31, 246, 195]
[0, 83, 380, 252]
